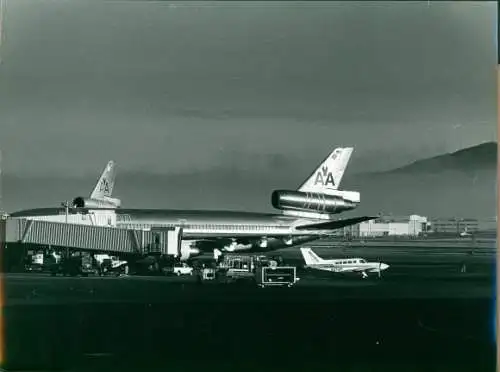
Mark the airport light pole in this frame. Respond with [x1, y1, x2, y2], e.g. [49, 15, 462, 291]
[61, 201, 70, 258]
[61, 201, 69, 224]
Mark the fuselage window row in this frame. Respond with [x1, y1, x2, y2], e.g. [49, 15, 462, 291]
[119, 222, 290, 232]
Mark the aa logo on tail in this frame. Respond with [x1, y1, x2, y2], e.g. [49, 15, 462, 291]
[314, 165, 335, 187]
[99, 179, 110, 193]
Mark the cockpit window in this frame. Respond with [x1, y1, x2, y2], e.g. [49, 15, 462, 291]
[359, 259, 366, 263]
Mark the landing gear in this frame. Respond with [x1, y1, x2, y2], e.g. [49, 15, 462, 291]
[460, 261, 467, 273]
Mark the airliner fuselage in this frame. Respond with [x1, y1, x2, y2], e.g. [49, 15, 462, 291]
[8, 207, 340, 255]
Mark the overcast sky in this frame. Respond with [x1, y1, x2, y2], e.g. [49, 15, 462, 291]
[0, 1, 496, 178]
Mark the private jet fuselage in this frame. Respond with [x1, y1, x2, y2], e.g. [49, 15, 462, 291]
[300, 248, 390, 279]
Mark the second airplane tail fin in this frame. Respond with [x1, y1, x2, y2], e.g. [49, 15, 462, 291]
[300, 247, 324, 266]
[90, 161, 116, 200]
[298, 147, 353, 195]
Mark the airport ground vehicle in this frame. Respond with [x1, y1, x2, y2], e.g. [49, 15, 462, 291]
[49, 255, 95, 277]
[24, 252, 45, 272]
[196, 267, 216, 283]
[255, 265, 298, 288]
[22, 249, 117, 277]
[23, 250, 94, 276]
[165, 263, 193, 276]
[94, 254, 128, 276]
[214, 254, 298, 287]
[215, 254, 255, 283]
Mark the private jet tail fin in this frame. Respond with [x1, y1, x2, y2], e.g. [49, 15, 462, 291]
[90, 161, 116, 200]
[300, 247, 324, 266]
[298, 147, 353, 195]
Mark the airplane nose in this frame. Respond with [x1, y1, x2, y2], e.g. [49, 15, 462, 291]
[380, 263, 389, 270]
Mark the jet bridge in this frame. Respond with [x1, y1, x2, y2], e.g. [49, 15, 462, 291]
[4, 217, 183, 257]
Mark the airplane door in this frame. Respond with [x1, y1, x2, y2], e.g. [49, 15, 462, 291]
[166, 227, 182, 256]
[150, 227, 182, 256]
[150, 228, 167, 255]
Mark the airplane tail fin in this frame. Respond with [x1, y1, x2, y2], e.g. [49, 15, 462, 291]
[298, 147, 353, 194]
[300, 247, 324, 266]
[90, 161, 116, 200]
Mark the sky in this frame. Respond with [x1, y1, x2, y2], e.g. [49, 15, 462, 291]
[0, 1, 496, 179]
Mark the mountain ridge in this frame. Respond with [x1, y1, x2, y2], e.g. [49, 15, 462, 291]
[374, 141, 497, 175]
[2, 142, 496, 180]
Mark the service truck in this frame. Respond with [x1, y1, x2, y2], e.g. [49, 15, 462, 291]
[165, 263, 194, 276]
[49, 255, 95, 277]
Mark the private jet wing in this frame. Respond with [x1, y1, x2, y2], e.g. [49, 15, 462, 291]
[318, 265, 366, 273]
[346, 266, 369, 273]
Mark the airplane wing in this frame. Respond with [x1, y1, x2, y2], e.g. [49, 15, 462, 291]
[295, 216, 378, 231]
[346, 267, 367, 272]
[187, 216, 377, 243]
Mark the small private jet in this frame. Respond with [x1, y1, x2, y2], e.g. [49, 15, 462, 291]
[300, 247, 389, 279]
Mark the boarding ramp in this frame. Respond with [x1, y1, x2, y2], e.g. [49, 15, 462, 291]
[8, 210, 119, 227]
[5, 218, 182, 257]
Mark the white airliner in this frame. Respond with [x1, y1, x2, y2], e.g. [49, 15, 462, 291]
[300, 247, 389, 279]
[75, 160, 120, 209]
[11, 147, 378, 261]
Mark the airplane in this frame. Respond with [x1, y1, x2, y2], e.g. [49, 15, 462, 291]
[10, 147, 378, 261]
[459, 227, 472, 237]
[73, 160, 120, 209]
[300, 247, 389, 279]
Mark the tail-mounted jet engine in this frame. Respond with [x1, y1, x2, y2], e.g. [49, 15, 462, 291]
[72, 196, 122, 209]
[271, 190, 358, 215]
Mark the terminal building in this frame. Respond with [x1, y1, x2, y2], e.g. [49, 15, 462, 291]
[429, 218, 479, 234]
[337, 215, 485, 238]
[340, 215, 430, 238]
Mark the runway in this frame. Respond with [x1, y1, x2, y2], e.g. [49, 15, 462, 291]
[1, 241, 497, 371]
[2, 264, 494, 306]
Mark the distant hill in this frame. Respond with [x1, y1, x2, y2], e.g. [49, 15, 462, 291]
[341, 142, 497, 219]
[382, 141, 497, 175]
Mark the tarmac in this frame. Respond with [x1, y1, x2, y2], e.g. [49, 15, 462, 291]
[1, 239, 497, 371]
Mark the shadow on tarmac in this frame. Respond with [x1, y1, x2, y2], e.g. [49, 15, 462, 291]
[1, 241, 496, 371]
